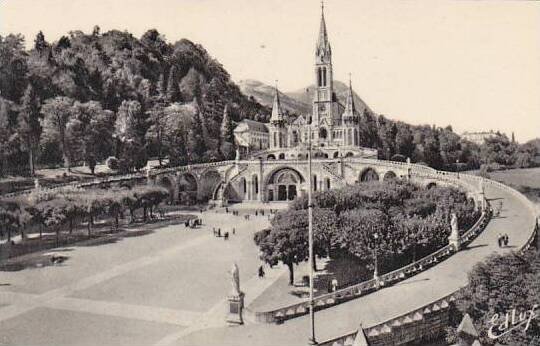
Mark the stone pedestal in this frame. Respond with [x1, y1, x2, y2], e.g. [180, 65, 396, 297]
[448, 229, 461, 251]
[226, 292, 244, 325]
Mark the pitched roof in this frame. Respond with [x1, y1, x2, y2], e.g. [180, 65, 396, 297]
[237, 119, 268, 133]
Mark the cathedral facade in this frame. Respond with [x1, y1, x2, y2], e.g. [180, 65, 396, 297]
[234, 5, 378, 160]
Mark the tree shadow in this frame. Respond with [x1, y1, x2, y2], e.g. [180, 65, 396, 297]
[312, 254, 370, 295]
[461, 244, 488, 251]
[0, 253, 70, 272]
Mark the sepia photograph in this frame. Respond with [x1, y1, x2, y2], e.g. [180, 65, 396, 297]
[0, 0, 539, 345]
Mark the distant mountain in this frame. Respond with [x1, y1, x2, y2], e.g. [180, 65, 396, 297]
[238, 79, 373, 116]
[237, 80, 311, 115]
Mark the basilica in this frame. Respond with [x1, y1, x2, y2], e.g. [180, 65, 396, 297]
[234, 5, 378, 161]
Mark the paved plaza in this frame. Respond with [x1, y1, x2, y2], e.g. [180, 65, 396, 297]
[0, 181, 535, 346]
[0, 209, 285, 346]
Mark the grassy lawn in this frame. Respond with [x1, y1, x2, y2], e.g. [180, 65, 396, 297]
[486, 167, 540, 206]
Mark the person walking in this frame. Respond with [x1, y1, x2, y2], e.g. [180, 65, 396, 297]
[497, 233, 502, 248]
[258, 265, 265, 278]
[503, 233, 509, 247]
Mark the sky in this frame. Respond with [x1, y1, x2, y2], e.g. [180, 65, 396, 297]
[1, 0, 539, 142]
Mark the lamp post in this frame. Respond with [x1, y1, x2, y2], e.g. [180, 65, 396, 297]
[456, 159, 460, 179]
[307, 114, 317, 345]
[373, 232, 379, 281]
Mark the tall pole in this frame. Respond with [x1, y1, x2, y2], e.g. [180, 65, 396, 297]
[307, 119, 317, 345]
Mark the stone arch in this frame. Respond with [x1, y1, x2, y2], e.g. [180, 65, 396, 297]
[157, 175, 175, 204]
[199, 169, 222, 201]
[383, 171, 397, 182]
[265, 167, 305, 202]
[178, 172, 198, 204]
[345, 152, 354, 158]
[278, 153, 286, 160]
[426, 182, 437, 189]
[333, 151, 339, 158]
[267, 154, 276, 160]
[359, 167, 380, 182]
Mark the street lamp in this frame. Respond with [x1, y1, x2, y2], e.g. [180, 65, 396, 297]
[456, 159, 460, 179]
[306, 108, 317, 346]
[372, 232, 379, 281]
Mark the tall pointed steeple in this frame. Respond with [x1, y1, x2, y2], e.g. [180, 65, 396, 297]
[343, 74, 356, 119]
[316, 1, 331, 58]
[270, 82, 284, 124]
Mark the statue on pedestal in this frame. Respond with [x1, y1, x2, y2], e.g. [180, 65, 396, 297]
[230, 263, 241, 296]
[34, 178, 40, 190]
[235, 148, 240, 161]
[226, 263, 244, 325]
[449, 213, 461, 251]
[451, 213, 458, 233]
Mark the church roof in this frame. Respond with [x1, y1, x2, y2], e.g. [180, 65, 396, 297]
[235, 119, 269, 133]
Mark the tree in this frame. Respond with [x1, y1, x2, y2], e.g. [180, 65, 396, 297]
[448, 250, 540, 345]
[68, 101, 114, 174]
[34, 31, 47, 53]
[220, 105, 234, 143]
[166, 66, 181, 103]
[114, 100, 148, 172]
[254, 212, 309, 285]
[17, 84, 42, 176]
[146, 98, 167, 166]
[187, 110, 207, 163]
[41, 96, 76, 172]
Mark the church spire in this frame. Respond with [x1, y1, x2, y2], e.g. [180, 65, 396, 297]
[270, 82, 284, 123]
[343, 74, 356, 119]
[316, 1, 331, 56]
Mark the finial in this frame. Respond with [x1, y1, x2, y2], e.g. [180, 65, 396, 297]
[321, 0, 324, 13]
[349, 73, 352, 86]
[275, 79, 278, 90]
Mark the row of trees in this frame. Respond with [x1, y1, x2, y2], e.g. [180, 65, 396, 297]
[0, 184, 169, 245]
[0, 28, 266, 176]
[255, 181, 480, 285]
[355, 111, 538, 171]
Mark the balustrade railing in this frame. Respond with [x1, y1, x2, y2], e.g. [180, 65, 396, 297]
[317, 174, 538, 346]
[247, 204, 490, 324]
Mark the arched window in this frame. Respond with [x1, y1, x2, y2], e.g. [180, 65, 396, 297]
[313, 175, 318, 191]
[326, 178, 331, 190]
[273, 132, 277, 147]
[317, 68, 322, 87]
[322, 67, 327, 87]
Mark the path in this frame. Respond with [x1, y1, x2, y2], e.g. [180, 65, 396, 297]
[172, 181, 537, 346]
